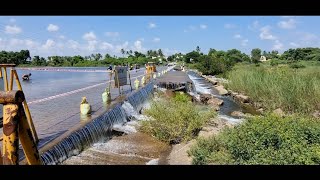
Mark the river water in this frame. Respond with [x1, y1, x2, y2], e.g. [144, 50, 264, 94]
[0, 66, 166, 149]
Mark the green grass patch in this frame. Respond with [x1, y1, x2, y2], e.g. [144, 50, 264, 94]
[188, 114, 320, 165]
[140, 93, 216, 144]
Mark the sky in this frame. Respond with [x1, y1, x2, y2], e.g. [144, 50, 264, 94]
[0, 16, 319, 57]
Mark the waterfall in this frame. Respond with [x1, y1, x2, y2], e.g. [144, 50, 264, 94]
[40, 82, 155, 165]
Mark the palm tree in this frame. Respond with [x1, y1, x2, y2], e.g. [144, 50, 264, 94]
[121, 48, 125, 57]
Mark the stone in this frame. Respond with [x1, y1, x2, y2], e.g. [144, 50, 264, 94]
[312, 110, 320, 119]
[214, 85, 229, 95]
[208, 97, 224, 106]
[207, 78, 218, 85]
[257, 108, 264, 113]
[273, 108, 285, 117]
[235, 94, 250, 103]
[230, 111, 245, 117]
[200, 94, 212, 104]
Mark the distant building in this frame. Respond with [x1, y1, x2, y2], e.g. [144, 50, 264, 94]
[260, 56, 267, 62]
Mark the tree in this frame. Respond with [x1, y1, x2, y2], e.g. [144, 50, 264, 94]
[121, 48, 125, 57]
[251, 48, 261, 63]
[196, 46, 201, 53]
[158, 49, 163, 57]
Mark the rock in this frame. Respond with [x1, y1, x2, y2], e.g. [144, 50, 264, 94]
[165, 90, 175, 98]
[229, 90, 239, 97]
[207, 78, 218, 85]
[214, 85, 229, 95]
[253, 102, 263, 109]
[312, 110, 320, 119]
[235, 94, 250, 103]
[257, 108, 264, 113]
[200, 94, 212, 104]
[273, 108, 285, 117]
[230, 111, 245, 117]
[208, 97, 224, 106]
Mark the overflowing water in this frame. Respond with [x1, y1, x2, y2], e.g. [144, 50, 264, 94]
[40, 81, 155, 165]
[187, 71, 254, 125]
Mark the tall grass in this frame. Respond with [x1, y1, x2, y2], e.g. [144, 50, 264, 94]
[140, 93, 216, 144]
[225, 64, 320, 115]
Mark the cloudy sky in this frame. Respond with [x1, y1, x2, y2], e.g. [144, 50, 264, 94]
[0, 16, 319, 57]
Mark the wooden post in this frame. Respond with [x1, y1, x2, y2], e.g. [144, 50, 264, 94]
[115, 69, 120, 95]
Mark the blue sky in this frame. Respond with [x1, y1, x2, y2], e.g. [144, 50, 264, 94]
[0, 16, 319, 57]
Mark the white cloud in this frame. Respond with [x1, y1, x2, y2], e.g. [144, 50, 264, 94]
[301, 32, 318, 41]
[42, 39, 55, 49]
[234, 34, 242, 39]
[59, 35, 65, 39]
[105, 32, 120, 37]
[163, 48, 180, 56]
[5, 25, 22, 34]
[148, 23, 156, 29]
[115, 41, 129, 53]
[289, 42, 300, 47]
[82, 31, 96, 41]
[134, 40, 142, 51]
[9, 18, 16, 23]
[200, 24, 207, 29]
[248, 20, 260, 31]
[184, 25, 197, 32]
[47, 24, 59, 32]
[87, 40, 98, 51]
[67, 40, 80, 50]
[100, 42, 114, 50]
[278, 18, 296, 29]
[224, 23, 236, 29]
[259, 26, 277, 40]
[153, 37, 160, 43]
[241, 39, 249, 46]
[272, 40, 283, 50]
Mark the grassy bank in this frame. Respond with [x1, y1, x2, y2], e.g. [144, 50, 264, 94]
[140, 92, 216, 144]
[188, 114, 320, 165]
[225, 62, 320, 115]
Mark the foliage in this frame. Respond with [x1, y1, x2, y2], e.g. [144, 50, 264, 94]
[226, 63, 320, 115]
[140, 93, 216, 144]
[189, 114, 320, 165]
[251, 48, 261, 63]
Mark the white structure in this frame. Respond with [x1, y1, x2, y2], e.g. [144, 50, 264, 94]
[260, 56, 267, 62]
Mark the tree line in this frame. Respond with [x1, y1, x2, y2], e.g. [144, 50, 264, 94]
[0, 47, 319, 70]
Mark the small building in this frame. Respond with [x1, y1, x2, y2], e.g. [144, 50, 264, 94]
[260, 56, 267, 62]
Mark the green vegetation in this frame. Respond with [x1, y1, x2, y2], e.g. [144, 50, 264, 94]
[140, 93, 216, 144]
[188, 114, 320, 165]
[225, 63, 320, 115]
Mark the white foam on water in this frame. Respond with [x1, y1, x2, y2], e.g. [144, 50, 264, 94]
[188, 74, 212, 95]
[218, 115, 244, 124]
[122, 101, 148, 121]
[113, 124, 137, 134]
[146, 158, 159, 165]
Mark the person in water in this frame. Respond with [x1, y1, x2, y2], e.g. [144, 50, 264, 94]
[22, 73, 31, 80]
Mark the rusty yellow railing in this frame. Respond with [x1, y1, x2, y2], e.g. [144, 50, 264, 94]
[0, 64, 41, 165]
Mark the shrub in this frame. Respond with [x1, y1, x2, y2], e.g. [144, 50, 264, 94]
[289, 63, 306, 69]
[140, 93, 216, 144]
[189, 114, 320, 165]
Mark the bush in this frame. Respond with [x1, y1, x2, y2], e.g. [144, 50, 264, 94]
[189, 114, 320, 165]
[289, 63, 306, 69]
[140, 93, 216, 144]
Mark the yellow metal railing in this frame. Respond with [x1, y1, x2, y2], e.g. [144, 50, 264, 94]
[0, 64, 41, 165]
